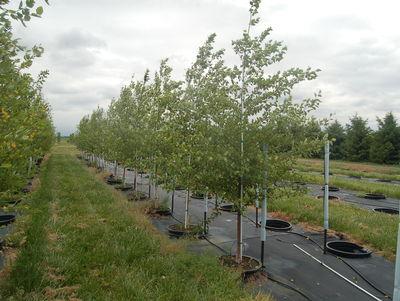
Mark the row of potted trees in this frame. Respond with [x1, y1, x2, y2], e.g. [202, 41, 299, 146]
[0, 1, 55, 202]
[73, 0, 324, 264]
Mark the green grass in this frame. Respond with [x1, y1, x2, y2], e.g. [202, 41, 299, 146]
[297, 158, 400, 181]
[0, 143, 268, 301]
[301, 173, 400, 199]
[270, 191, 398, 259]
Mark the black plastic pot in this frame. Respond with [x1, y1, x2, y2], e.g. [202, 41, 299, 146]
[153, 208, 172, 216]
[0, 214, 16, 226]
[36, 157, 43, 165]
[128, 191, 148, 201]
[21, 187, 30, 194]
[114, 184, 133, 191]
[373, 207, 399, 215]
[364, 193, 386, 200]
[0, 199, 20, 205]
[191, 193, 212, 200]
[266, 219, 292, 231]
[167, 224, 199, 237]
[376, 179, 392, 183]
[106, 176, 123, 185]
[326, 241, 372, 258]
[219, 255, 262, 277]
[316, 195, 340, 201]
[218, 203, 236, 212]
[321, 186, 340, 192]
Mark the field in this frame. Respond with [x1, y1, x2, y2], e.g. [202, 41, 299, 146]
[0, 143, 268, 301]
[1, 143, 399, 300]
[297, 158, 400, 181]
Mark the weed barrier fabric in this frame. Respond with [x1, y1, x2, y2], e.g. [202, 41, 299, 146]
[307, 183, 399, 211]
[142, 183, 394, 301]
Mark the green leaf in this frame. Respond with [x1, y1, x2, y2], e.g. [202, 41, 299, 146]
[36, 6, 43, 15]
[26, 0, 35, 8]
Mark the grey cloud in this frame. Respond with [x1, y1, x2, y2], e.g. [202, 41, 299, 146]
[56, 29, 107, 50]
[10, 0, 400, 135]
[316, 14, 371, 32]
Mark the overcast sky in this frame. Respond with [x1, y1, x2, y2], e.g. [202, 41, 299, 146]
[13, 0, 400, 135]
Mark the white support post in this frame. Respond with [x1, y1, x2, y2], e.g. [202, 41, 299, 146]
[261, 144, 268, 267]
[323, 141, 330, 254]
[394, 216, 400, 301]
[184, 188, 190, 229]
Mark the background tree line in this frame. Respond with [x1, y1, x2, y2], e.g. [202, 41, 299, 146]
[311, 112, 400, 164]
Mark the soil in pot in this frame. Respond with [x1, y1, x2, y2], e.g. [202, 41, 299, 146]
[105, 175, 122, 185]
[146, 207, 172, 217]
[326, 241, 372, 258]
[0, 214, 16, 226]
[219, 255, 262, 276]
[167, 224, 202, 237]
[364, 193, 386, 200]
[114, 184, 133, 191]
[373, 207, 399, 215]
[128, 191, 148, 201]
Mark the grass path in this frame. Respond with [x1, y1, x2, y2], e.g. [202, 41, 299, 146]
[0, 143, 263, 301]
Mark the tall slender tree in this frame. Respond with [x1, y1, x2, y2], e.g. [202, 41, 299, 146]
[369, 112, 400, 164]
[343, 115, 371, 161]
[326, 120, 346, 160]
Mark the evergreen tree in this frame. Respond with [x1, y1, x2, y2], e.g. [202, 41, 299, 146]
[343, 115, 371, 161]
[326, 120, 345, 160]
[369, 112, 400, 164]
